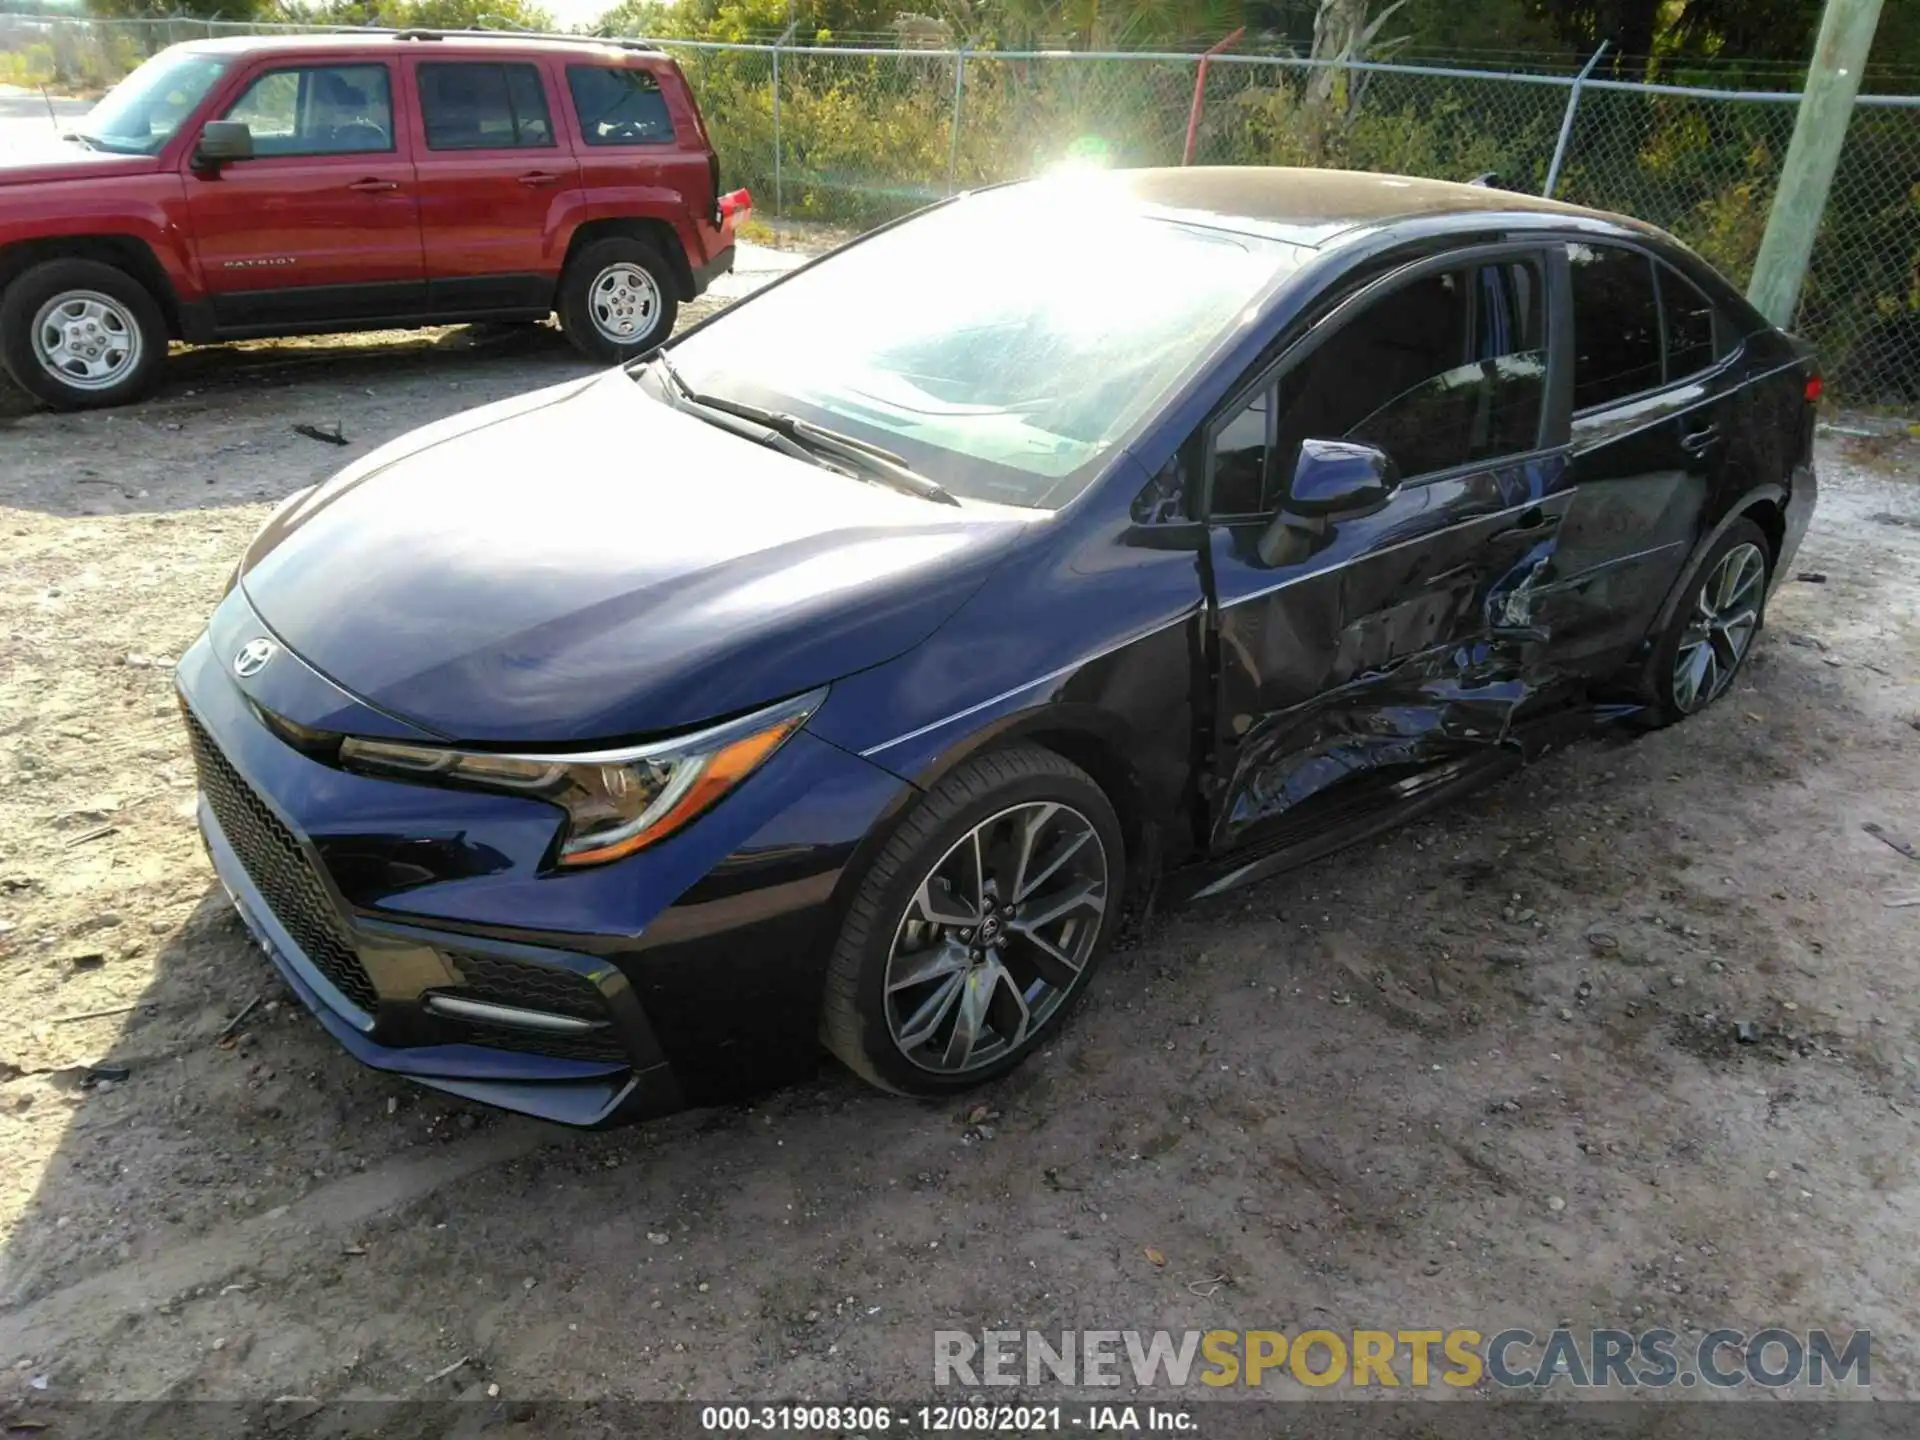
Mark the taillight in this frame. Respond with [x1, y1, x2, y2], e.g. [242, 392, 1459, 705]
[1805, 373, 1824, 403]
[708, 152, 721, 225]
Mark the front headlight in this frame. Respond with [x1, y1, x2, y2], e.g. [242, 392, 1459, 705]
[339, 688, 824, 867]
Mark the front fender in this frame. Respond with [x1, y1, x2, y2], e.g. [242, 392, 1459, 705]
[0, 177, 202, 305]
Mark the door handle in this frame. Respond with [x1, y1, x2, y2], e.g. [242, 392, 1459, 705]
[1488, 506, 1560, 544]
[347, 177, 399, 194]
[1681, 424, 1721, 456]
[518, 170, 561, 187]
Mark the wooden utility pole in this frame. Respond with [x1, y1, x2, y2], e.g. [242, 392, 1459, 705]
[1747, 0, 1885, 329]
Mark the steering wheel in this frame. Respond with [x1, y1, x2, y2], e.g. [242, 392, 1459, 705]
[323, 119, 390, 151]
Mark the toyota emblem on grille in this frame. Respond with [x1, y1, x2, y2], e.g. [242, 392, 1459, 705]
[233, 638, 277, 679]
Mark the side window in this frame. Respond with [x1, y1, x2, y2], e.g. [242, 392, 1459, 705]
[1567, 243, 1662, 409]
[224, 64, 393, 156]
[419, 62, 554, 150]
[1259, 258, 1546, 495]
[1659, 265, 1718, 380]
[1207, 383, 1274, 517]
[567, 65, 674, 146]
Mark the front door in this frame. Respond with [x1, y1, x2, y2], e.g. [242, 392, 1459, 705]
[407, 58, 581, 315]
[1201, 246, 1576, 869]
[184, 59, 424, 330]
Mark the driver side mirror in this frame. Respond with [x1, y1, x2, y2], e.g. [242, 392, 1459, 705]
[193, 120, 254, 171]
[1285, 437, 1399, 518]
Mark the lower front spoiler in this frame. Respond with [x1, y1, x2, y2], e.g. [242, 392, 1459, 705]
[199, 798, 684, 1128]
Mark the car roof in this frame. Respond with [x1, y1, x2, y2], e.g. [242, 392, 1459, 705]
[1028, 165, 1639, 249]
[179, 31, 667, 62]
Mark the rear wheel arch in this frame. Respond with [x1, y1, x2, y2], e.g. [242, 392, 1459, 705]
[1648, 482, 1788, 641]
[0, 235, 185, 338]
[560, 217, 694, 300]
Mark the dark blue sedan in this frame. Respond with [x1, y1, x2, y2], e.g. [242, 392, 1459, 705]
[177, 167, 1820, 1125]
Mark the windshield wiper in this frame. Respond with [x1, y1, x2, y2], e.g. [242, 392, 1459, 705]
[646, 351, 825, 468]
[647, 353, 960, 508]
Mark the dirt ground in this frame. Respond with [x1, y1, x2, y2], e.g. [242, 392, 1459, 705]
[1, 297, 1918, 1413]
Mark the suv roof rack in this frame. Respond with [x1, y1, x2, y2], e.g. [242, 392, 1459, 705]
[391, 27, 659, 51]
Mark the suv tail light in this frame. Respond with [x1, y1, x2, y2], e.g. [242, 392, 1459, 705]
[1805, 373, 1824, 403]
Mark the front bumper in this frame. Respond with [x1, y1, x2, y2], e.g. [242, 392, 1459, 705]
[176, 594, 914, 1126]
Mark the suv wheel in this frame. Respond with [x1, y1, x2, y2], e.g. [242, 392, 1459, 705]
[558, 238, 679, 363]
[0, 259, 168, 410]
[820, 745, 1125, 1098]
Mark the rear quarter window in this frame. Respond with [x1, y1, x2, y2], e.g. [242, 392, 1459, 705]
[566, 65, 674, 146]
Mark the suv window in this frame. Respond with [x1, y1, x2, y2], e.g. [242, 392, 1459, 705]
[1209, 258, 1546, 515]
[567, 66, 674, 146]
[419, 62, 554, 150]
[1568, 243, 1662, 409]
[224, 64, 393, 156]
[1659, 264, 1718, 380]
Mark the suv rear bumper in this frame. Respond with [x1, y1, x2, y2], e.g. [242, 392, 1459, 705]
[690, 243, 735, 297]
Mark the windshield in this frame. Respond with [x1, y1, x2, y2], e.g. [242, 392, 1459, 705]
[80, 49, 230, 155]
[666, 184, 1309, 509]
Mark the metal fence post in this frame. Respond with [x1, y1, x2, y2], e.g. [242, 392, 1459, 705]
[772, 22, 798, 220]
[1543, 41, 1607, 197]
[946, 41, 970, 195]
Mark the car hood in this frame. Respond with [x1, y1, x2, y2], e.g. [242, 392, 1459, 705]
[240, 369, 1034, 745]
[0, 147, 164, 184]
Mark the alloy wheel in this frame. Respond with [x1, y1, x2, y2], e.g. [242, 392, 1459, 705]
[31, 290, 141, 392]
[587, 263, 660, 345]
[1672, 541, 1765, 713]
[883, 802, 1109, 1075]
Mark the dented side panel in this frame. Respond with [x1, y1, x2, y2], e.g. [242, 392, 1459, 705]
[1206, 453, 1578, 856]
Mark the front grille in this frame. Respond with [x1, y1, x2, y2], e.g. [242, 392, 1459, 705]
[437, 951, 626, 1063]
[184, 708, 380, 1016]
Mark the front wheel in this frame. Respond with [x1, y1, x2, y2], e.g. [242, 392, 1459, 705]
[821, 745, 1125, 1097]
[557, 238, 679, 364]
[0, 259, 169, 410]
[1638, 517, 1772, 725]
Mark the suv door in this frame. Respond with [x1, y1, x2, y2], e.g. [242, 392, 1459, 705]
[1200, 246, 1575, 872]
[184, 59, 424, 330]
[407, 57, 582, 315]
[1539, 241, 1744, 673]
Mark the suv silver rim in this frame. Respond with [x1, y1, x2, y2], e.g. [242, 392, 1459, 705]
[32, 290, 142, 392]
[884, 802, 1108, 1075]
[587, 263, 660, 345]
[1673, 540, 1765, 713]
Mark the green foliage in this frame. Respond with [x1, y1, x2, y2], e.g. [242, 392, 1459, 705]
[281, 0, 556, 29]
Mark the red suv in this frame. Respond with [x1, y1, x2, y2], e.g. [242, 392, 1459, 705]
[0, 30, 749, 409]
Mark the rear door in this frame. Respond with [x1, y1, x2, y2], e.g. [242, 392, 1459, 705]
[1201, 245, 1576, 864]
[1537, 241, 1744, 672]
[184, 58, 424, 329]
[407, 56, 581, 315]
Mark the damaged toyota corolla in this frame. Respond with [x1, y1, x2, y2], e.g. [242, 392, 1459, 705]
[177, 167, 1819, 1125]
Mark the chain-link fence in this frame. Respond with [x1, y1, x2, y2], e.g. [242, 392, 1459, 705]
[4, 13, 1919, 404]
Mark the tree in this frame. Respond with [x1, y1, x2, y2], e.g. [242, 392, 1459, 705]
[276, 0, 555, 28]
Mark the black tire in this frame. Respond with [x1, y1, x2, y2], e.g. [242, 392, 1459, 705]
[0, 259, 168, 410]
[821, 744, 1126, 1098]
[556, 237, 680, 364]
[1636, 517, 1773, 727]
